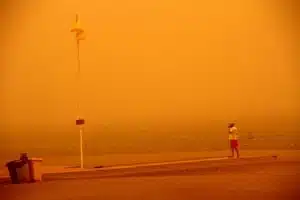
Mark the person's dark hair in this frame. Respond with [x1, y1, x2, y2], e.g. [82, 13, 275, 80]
[228, 123, 235, 128]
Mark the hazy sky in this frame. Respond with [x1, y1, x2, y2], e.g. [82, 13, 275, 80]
[1, 0, 299, 154]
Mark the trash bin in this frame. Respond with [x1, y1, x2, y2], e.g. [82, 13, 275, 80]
[6, 160, 25, 184]
[28, 158, 43, 182]
[16, 158, 43, 182]
[6, 154, 43, 184]
[16, 162, 31, 182]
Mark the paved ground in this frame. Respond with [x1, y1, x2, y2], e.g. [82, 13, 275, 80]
[1, 159, 300, 200]
[2, 150, 299, 173]
[3, 150, 298, 177]
[0, 155, 279, 182]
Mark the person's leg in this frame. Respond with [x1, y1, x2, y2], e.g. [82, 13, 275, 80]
[229, 140, 234, 157]
[235, 147, 240, 158]
[231, 147, 234, 157]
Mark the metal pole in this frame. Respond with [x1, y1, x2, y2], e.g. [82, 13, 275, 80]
[76, 40, 84, 169]
[72, 14, 85, 169]
[79, 126, 84, 169]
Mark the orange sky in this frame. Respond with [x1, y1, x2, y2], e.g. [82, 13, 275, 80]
[0, 0, 299, 153]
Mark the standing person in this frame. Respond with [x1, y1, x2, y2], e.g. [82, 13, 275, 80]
[228, 123, 240, 158]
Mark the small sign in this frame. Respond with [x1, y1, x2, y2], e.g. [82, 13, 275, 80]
[76, 118, 85, 125]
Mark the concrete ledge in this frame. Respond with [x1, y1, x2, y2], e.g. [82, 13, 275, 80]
[43, 155, 279, 181]
[0, 155, 282, 184]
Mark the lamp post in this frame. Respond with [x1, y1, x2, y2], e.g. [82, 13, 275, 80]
[71, 14, 86, 169]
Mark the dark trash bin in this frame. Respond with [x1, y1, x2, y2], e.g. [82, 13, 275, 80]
[6, 160, 24, 184]
[6, 153, 29, 184]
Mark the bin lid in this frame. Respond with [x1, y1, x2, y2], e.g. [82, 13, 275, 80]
[29, 158, 43, 161]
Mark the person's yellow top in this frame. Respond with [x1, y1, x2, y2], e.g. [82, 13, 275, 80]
[229, 126, 238, 140]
